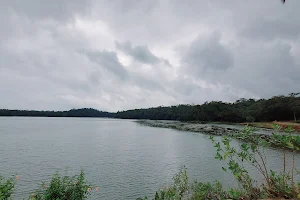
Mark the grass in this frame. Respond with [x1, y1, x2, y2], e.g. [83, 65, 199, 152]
[241, 121, 300, 132]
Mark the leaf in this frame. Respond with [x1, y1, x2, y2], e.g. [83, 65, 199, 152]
[287, 142, 294, 148]
[215, 152, 223, 160]
[222, 167, 227, 172]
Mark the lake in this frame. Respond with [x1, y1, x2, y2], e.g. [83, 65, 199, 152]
[0, 117, 299, 199]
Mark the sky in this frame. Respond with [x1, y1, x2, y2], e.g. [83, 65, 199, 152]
[1, 0, 300, 112]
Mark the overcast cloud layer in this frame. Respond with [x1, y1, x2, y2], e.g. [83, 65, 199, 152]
[1, 0, 300, 111]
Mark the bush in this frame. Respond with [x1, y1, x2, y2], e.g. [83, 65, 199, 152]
[191, 181, 229, 200]
[137, 167, 189, 200]
[28, 171, 96, 200]
[0, 176, 15, 200]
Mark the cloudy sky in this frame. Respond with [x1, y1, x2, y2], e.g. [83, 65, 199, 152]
[1, 0, 299, 112]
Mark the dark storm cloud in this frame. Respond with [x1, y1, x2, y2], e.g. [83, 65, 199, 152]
[241, 18, 300, 40]
[186, 40, 300, 99]
[84, 50, 129, 80]
[116, 41, 160, 65]
[182, 32, 234, 73]
[231, 42, 300, 97]
[130, 73, 165, 92]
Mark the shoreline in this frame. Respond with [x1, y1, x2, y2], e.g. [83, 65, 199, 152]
[136, 120, 300, 151]
[136, 120, 242, 136]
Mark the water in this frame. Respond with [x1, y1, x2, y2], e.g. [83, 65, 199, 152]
[0, 117, 299, 199]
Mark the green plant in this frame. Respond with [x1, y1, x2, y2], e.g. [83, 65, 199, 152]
[0, 176, 15, 200]
[138, 167, 189, 200]
[28, 170, 95, 200]
[210, 125, 300, 199]
[139, 125, 300, 200]
[191, 181, 229, 200]
[210, 129, 263, 199]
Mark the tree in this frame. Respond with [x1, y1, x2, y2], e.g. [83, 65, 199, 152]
[289, 93, 300, 122]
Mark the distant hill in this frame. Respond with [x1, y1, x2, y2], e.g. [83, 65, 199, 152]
[0, 108, 112, 118]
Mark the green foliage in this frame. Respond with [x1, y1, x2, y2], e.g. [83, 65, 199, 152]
[211, 131, 263, 199]
[28, 171, 94, 200]
[191, 181, 229, 200]
[210, 125, 300, 199]
[115, 94, 300, 123]
[0, 176, 14, 200]
[1, 93, 299, 123]
[173, 167, 189, 198]
[139, 125, 300, 200]
[270, 132, 300, 151]
[138, 167, 189, 200]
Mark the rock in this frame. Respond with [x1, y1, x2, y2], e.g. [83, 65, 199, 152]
[203, 126, 214, 132]
[136, 120, 241, 136]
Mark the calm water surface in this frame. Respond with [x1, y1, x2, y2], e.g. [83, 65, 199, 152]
[0, 117, 299, 199]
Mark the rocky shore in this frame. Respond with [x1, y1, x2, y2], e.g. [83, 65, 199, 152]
[136, 120, 300, 151]
[136, 120, 241, 136]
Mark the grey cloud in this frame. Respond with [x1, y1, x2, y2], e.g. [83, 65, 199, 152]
[92, 0, 159, 38]
[1, 0, 300, 111]
[84, 50, 129, 80]
[1, 0, 90, 21]
[234, 42, 300, 97]
[107, 0, 157, 15]
[116, 41, 160, 65]
[130, 73, 165, 92]
[185, 41, 300, 99]
[168, 76, 249, 105]
[182, 32, 234, 73]
[241, 18, 300, 40]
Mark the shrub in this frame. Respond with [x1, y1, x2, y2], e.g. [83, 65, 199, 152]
[0, 176, 15, 200]
[138, 125, 300, 200]
[191, 181, 229, 200]
[28, 171, 95, 200]
[137, 167, 189, 200]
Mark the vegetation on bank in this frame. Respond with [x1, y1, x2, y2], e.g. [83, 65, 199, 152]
[0, 176, 14, 200]
[1, 126, 300, 200]
[242, 121, 300, 132]
[1, 94, 299, 124]
[138, 126, 300, 200]
[28, 171, 96, 200]
[0, 171, 96, 200]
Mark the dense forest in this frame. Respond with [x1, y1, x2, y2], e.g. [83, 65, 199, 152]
[114, 94, 300, 122]
[0, 94, 299, 123]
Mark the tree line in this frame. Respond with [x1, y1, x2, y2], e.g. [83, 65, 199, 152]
[0, 108, 112, 118]
[114, 94, 300, 122]
[1, 94, 299, 123]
